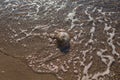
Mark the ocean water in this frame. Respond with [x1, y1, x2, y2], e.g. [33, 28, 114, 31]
[0, 0, 120, 80]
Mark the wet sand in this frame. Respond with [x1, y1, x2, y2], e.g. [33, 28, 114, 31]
[0, 52, 57, 80]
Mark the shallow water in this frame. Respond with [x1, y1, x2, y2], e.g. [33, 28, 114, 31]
[0, 0, 120, 80]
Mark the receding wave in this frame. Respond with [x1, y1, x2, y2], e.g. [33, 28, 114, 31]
[0, 0, 120, 80]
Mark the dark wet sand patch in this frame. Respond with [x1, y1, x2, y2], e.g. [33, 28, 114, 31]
[0, 52, 57, 80]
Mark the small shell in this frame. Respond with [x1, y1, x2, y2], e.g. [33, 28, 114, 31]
[48, 29, 71, 52]
[56, 31, 70, 43]
[55, 30, 70, 52]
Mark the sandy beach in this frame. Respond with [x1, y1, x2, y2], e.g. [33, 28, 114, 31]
[0, 0, 120, 80]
